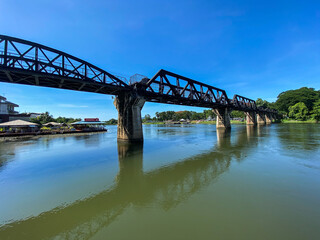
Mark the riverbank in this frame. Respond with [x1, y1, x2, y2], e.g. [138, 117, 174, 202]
[0, 130, 107, 142]
[143, 120, 319, 125]
[281, 119, 318, 123]
[143, 120, 246, 125]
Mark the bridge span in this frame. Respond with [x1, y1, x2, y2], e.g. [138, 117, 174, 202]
[0, 35, 277, 141]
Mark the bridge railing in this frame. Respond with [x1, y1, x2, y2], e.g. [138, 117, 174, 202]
[0, 35, 128, 88]
[137, 69, 230, 107]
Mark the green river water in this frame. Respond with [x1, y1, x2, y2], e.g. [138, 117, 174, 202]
[0, 124, 319, 240]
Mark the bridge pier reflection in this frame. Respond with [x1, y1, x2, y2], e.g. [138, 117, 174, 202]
[216, 128, 231, 148]
[117, 141, 143, 184]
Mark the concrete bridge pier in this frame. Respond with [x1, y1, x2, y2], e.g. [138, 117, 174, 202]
[245, 112, 257, 125]
[213, 108, 231, 129]
[114, 92, 145, 142]
[257, 112, 266, 125]
[265, 113, 272, 124]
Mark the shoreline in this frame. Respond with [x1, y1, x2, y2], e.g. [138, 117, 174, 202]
[143, 120, 318, 125]
[0, 130, 107, 142]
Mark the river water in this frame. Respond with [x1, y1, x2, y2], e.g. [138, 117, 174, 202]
[0, 124, 319, 240]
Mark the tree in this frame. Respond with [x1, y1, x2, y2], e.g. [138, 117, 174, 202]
[30, 112, 54, 124]
[311, 100, 320, 122]
[105, 118, 118, 125]
[231, 110, 245, 118]
[275, 87, 320, 113]
[143, 114, 151, 122]
[203, 109, 215, 119]
[56, 116, 81, 124]
[288, 102, 309, 120]
[256, 98, 269, 108]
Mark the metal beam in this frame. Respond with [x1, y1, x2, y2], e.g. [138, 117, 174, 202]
[4, 71, 13, 82]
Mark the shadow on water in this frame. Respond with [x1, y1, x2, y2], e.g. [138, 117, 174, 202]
[0, 126, 264, 240]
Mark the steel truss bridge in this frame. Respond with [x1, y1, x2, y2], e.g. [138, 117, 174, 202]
[0, 35, 276, 114]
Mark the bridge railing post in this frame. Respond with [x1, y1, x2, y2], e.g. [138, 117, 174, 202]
[114, 92, 145, 142]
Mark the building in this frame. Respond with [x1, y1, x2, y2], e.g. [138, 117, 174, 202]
[0, 95, 19, 123]
[0, 96, 43, 123]
[43, 122, 63, 129]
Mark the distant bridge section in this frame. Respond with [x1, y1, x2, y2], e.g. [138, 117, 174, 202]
[134, 69, 229, 108]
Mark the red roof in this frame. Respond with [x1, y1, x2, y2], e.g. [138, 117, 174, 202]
[84, 118, 99, 122]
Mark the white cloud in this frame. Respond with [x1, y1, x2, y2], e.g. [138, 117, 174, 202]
[57, 104, 88, 108]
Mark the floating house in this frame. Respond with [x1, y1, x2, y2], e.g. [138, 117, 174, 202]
[0, 119, 39, 133]
[43, 122, 62, 128]
[71, 118, 106, 131]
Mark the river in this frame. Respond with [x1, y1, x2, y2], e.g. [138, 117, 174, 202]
[0, 124, 319, 240]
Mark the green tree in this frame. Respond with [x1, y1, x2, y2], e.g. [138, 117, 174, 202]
[311, 100, 320, 122]
[203, 109, 215, 119]
[256, 98, 269, 108]
[230, 110, 245, 118]
[275, 87, 320, 113]
[143, 114, 151, 122]
[105, 118, 118, 125]
[288, 102, 309, 120]
[30, 112, 54, 124]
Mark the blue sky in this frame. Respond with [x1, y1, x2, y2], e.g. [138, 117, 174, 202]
[1, 0, 320, 120]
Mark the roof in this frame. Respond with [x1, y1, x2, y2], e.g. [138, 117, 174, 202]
[0, 119, 39, 127]
[3, 101, 19, 107]
[71, 121, 104, 125]
[43, 122, 61, 126]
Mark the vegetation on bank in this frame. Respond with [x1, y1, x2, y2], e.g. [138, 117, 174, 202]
[30, 112, 81, 125]
[105, 118, 118, 125]
[256, 87, 320, 122]
[281, 119, 318, 123]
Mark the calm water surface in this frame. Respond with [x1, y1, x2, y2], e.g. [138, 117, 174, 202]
[0, 124, 319, 240]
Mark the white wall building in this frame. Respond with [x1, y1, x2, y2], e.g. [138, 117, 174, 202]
[0, 95, 19, 123]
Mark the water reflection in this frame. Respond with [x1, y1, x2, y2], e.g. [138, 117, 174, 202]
[277, 124, 320, 151]
[0, 126, 264, 239]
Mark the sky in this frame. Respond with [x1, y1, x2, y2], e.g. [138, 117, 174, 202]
[0, 0, 320, 120]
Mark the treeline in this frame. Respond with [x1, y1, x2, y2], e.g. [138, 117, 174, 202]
[256, 87, 320, 121]
[144, 109, 245, 122]
[30, 112, 81, 125]
[152, 110, 215, 121]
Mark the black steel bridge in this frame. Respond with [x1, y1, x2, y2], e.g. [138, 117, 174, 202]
[0, 35, 277, 141]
